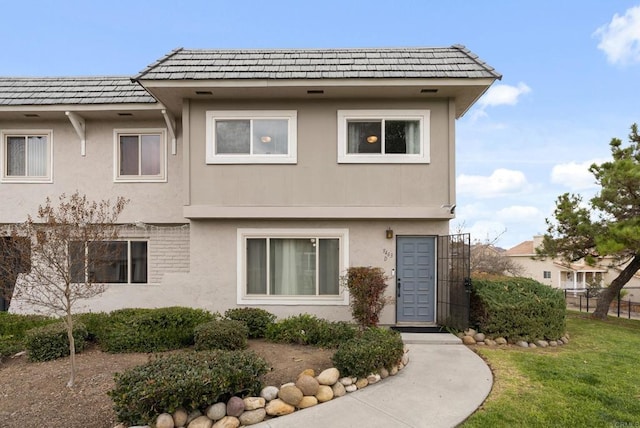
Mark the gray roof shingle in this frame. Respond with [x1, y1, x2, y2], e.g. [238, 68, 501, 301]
[0, 77, 157, 106]
[134, 45, 501, 81]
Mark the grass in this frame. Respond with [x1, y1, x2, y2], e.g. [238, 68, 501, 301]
[462, 311, 640, 427]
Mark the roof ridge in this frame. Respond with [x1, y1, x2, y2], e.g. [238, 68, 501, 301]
[451, 44, 502, 80]
[0, 76, 134, 80]
[133, 47, 184, 81]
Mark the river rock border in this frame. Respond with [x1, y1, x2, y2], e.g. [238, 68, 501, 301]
[114, 346, 410, 428]
[459, 328, 570, 349]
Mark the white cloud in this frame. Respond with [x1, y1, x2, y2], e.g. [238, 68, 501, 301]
[478, 82, 532, 107]
[496, 205, 543, 223]
[594, 5, 640, 65]
[550, 159, 605, 190]
[458, 169, 530, 198]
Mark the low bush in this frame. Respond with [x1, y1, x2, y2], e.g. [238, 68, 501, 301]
[25, 321, 88, 362]
[470, 276, 566, 341]
[343, 266, 390, 328]
[332, 327, 404, 378]
[265, 314, 356, 348]
[224, 307, 276, 338]
[109, 350, 269, 425]
[194, 319, 249, 351]
[0, 312, 58, 358]
[99, 307, 218, 353]
[75, 312, 110, 343]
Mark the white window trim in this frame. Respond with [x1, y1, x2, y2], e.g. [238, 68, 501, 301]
[206, 110, 297, 164]
[337, 109, 430, 164]
[237, 228, 349, 305]
[113, 128, 168, 183]
[1, 129, 53, 183]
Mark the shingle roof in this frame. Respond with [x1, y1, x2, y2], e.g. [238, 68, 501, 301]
[0, 77, 157, 106]
[134, 46, 501, 81]
[505, 241, 535, 256]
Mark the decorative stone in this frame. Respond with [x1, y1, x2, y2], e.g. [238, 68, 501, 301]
[534, 340, 549, 348]
[315, 385, 334, 402]
[295, 374, 320, 396]
[297, 396, 318, 408]
[317, 368, 340, 385]
[562, 335, 570, 342]
[484, 339, 496, 346]
[379, 368, 389, 379]
[398, 362, 405, 370]
[187, 410, 203, 424]
[265, 399, 295, 416]
[401, 352, 409, 366]
[243, 397, 266, 411]
[477, 342, 486, 346]
[549, 340, 558, 347]
[281, 382, 295, 388]
[260, 386, 279, 401]
[212, 416, 240, 428]
[173, 408, 188, 427]
[339, 377, 353, 386]
[462, 335, 476, 345]
[332, 381, 346, 397]
[238, 409, 266, 426]
[156, 413, 175, 428]
[464, 328, 477, 337]
[516, 341, 529, 348]
[298, 369, 315, 378]
[495, 337, 507, 345]
[355, 378, 369, 389]
[528, 343, 537, 349]
[278, 385, 303, 406]
[389, 366, 399, 376]
[474, 333, 486, 342]
[556, 339, 563, 346]
[188, 416, 213, 428]
[226, 396, 245, 417]
[345, 384, 357, 393]
[206, 403, 226, 421]
[367, 374, 381, 384]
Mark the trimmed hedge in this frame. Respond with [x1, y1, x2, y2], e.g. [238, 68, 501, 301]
[0, 312, 58, 358]
[332, 327, 404, 378]
[470, 276, 566, 341]
[25, 321, 88, 362]
[224, 307, 276, 339]
[265, 314, 357, 348]
[96, 307, 218, 353]
[194, 319, 249, 351]
[109, 350, 269, 425]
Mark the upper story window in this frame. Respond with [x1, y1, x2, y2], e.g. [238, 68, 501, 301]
[337, 110, 430, 163]
[114, 129, 166, 182]
[206, 111, 297, 164]
[543, 271, 551, 279]
[1, 130, 53, 183]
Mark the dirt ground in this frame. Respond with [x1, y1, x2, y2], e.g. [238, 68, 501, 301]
[0, 341, 334, 428]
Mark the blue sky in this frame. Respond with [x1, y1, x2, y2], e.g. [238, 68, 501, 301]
[2, 1, 639, 248]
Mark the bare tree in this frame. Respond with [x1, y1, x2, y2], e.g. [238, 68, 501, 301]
[463, 228, 524, 276]
[0, 192, 128, 387]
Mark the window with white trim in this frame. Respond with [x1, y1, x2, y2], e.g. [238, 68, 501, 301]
[1, 130, 53, 182]
[543, 271, 551, 279]
[337, 110, 430, 163]
[237, 229, 349, 305]
[114, 129, 166, 182]
[206, 111, 297, 164]
[70, 240, 148, 284]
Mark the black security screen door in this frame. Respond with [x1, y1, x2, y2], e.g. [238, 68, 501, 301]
[437, 234, 471, 331]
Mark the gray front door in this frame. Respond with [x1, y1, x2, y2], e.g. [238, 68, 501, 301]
[396, 236, 436, 324]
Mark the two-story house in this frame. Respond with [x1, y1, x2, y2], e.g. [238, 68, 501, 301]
[0, 46, 500, 327]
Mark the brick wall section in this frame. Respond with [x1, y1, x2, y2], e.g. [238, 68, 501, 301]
[119, 224, 190, 285]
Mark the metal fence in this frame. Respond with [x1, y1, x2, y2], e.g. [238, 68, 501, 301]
[564, 287, 640, 319]
[437, 234, 471, 330]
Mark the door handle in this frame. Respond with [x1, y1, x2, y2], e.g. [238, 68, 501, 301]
[397, 278, 401, 297]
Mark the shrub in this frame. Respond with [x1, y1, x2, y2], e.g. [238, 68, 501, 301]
[99, 307, 218, 353]
[0, 312, 57, 358]
[470, 276, 566, 341]
[332, 327, 404, 378]
[194, 319, 249, 351]
[266, 314, 356, 348]
[224, 307, 276, 338]
[343, 267, 390, 328]
[25, 321, 88, 362]
[75, 312, 110, 343]
[109, 350, 269, 425]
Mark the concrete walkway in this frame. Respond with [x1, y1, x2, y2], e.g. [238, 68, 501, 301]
[253, 333, 493, 428]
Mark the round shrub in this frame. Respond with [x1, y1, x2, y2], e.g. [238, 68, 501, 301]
[75, 312, 110, 343]
[194, 319, 249, 351]
[109, 350, 269, 426]
[332, 327, 404, 378]
[266, 314, 357, 348]
[25, 321, 88, 362]
[0, 312, 58, 359]
[224, 307, 276, 338]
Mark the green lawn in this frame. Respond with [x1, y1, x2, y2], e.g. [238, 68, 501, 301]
[462, 312, 640, 428]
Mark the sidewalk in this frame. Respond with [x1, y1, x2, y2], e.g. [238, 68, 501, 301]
[253, 333, 493, 428]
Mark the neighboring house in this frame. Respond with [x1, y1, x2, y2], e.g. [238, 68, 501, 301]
[0, 46, 500, 327]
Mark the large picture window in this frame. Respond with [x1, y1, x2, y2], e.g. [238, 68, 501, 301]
[1, 130, 53, 182]
[70, 240, 148, 284]
[337, 110, 430, 163]
[237, 229, 349, 305]
[206, 111, 297, 164]
[114, 129, 166, 182]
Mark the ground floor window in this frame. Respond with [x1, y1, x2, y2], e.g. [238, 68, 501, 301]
[70, 240, 147, 284]
[237, 229, 349, 305]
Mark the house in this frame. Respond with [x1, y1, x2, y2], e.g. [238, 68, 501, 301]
[0, 46, 501, 327]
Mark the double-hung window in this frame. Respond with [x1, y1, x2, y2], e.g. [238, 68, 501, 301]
[70, 240, 148, 284]
[1, 130, 53, 183]
[337, 110, 430, 163]
[237, 229, 349, 305]
[206, 111, 297, 164]
[114, 129, 166, 182]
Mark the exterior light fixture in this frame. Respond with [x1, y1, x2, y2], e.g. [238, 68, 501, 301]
[386, 228, 394, 239]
